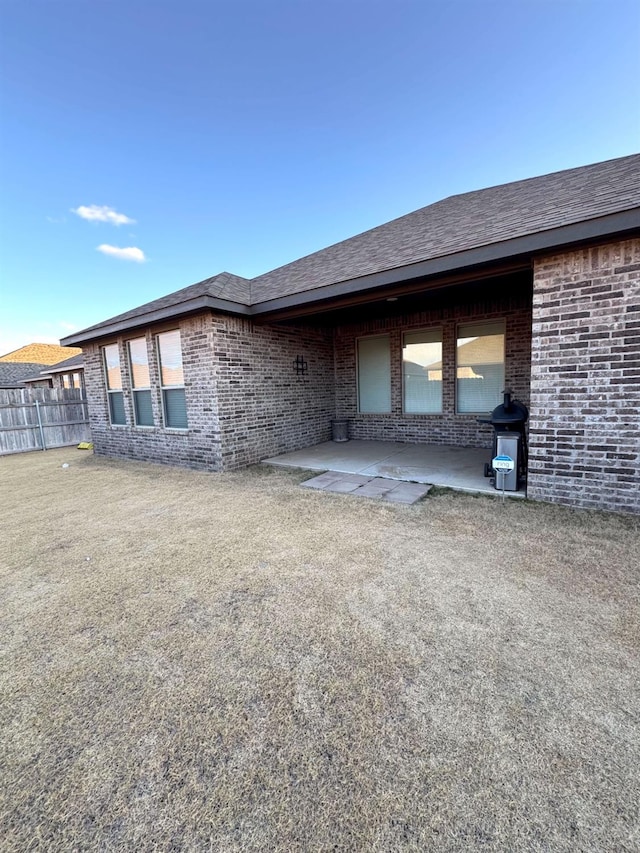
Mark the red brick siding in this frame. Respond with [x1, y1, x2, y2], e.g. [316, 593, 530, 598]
[528, 238, 640, 514]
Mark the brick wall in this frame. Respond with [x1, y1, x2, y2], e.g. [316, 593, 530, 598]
[528, 238, 640, 514]
[334, 287, 532, 449]
[213, 316, 335, 469]
[83, 314, 223, 470]
[84, 312, 335, 472]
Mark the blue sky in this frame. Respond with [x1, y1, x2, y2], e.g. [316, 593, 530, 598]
[1, 0, 638, 355]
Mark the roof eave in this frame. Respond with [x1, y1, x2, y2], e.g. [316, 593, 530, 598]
[62, 207, 640, 344]
[251, 208, 640, 318]
[44, 366, 80, 375]
[61, 294, 252, 346]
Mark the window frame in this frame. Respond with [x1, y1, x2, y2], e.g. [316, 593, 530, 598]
[356, 333, 392, 415]
[102, 343, 126, 426]
[402, 327, 443, 415]
[455, 319, 506, 415]
[156, 330, 188, 430]
[127, 337, 154, 428]
[62, 372, 82, 390]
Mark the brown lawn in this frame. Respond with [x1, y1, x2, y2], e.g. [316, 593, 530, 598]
[1, 448, 639, 852]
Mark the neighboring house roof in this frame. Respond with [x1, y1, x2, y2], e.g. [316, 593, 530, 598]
[62, 154, 640, 346]
[0, 362, 50, 388]
[40, 353, 85, 373]
[22, 353, 85, 384]
[0, 343, 82, 364]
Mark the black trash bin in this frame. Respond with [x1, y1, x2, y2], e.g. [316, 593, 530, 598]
[331, 419, 349, 442]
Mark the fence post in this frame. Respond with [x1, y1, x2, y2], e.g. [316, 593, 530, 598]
[35, 399, 47, 450]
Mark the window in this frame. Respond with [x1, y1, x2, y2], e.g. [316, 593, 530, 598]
[357, 335, 391, 413]
[456, 321, 505, 413]
[61, 372, 82, 390]
[157, 330, 188, 429]
[403, 329, 443, 413]
[103, 344, 126, 425]
[128, 338, 154, 426]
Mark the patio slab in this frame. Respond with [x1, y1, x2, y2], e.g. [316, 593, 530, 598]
[300, 470, 432, 504]
[301, 472, 347, 489]
[382, 481, 433, 503]
[268, 439, 406, 472]
[265, 440, 525, 497]
[321, 479, 366, 494]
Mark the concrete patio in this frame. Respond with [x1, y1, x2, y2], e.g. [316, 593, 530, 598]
[300, 471, 433, 504]
[263, 439, 526, 497]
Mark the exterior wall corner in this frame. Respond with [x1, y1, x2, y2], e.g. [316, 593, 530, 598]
[527, 238, 640, 514]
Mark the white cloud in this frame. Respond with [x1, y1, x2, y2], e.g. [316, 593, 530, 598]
[97, 244, 146, 262]
[73, 205, 135, 226]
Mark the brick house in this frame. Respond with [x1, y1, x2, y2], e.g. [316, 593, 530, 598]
[0, 344, 84, 390]
[62, 155, 640, 513]
[23, 353, 85, 392]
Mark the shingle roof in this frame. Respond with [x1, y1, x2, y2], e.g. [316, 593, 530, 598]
[0, 363, 49, 388]
[250, 154, 640, 302]
[62, 154, 640, 345]
[72, 272, 251, 338]
[42, 353, 85, 373]
[0, 343, 82, 364]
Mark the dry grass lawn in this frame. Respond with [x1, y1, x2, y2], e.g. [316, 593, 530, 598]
[1, 448, 639, 852]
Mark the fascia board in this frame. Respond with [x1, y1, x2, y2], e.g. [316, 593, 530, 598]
[250, 210, 640, 316]
[61, 295, 252, 346]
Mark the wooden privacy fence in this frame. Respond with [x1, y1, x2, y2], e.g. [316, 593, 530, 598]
[0, 387, 91, 455]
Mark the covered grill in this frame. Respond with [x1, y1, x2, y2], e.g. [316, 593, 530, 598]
[478, 390, 528, 491]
